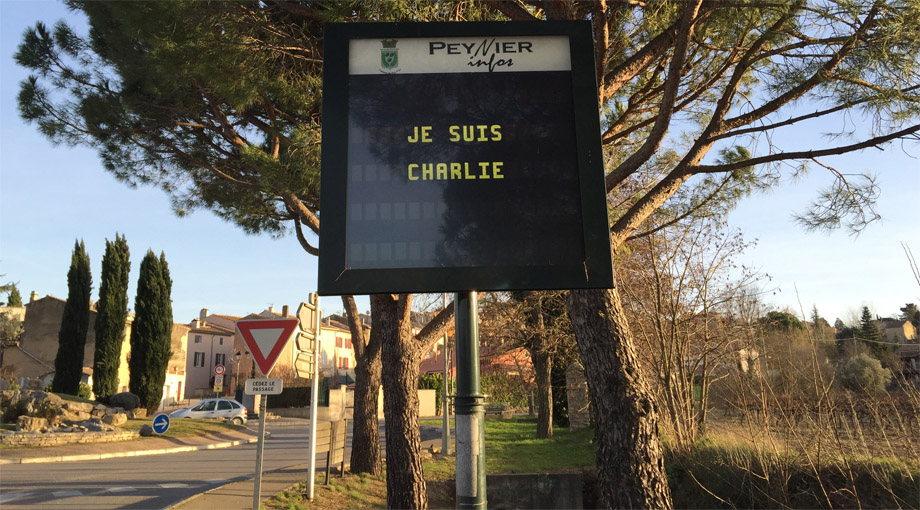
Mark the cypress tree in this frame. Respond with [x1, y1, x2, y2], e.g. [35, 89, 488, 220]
[7, 285, 23, 307]
[129, 250, 173, 413]
[92, 234, 130, 399]
[52, 240, 92, 395]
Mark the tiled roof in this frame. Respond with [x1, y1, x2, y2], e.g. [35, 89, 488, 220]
[212, 313, 242, 320]
[189, 323, 235, 335]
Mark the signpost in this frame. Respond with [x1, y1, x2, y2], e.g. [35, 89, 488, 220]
[245, 378, 283, 395]
[152, 414, 170, 435]
[235, 317, 299, 510]
[213, 374, 224, 394]
[295, 293, 322, 500]
[319, 22, 612, 510]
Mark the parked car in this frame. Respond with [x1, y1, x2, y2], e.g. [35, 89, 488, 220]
[170, 398, 247, 425]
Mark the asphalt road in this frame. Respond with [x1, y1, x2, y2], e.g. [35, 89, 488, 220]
[0, 423, 314, 510]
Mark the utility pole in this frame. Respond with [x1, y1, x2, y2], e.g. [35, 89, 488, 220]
[454, 291, 485, 509]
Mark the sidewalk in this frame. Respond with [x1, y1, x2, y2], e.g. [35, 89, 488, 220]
[171, 462, 310, 509]
[0, 426, 265, 465]
[171, 424, 447, 509]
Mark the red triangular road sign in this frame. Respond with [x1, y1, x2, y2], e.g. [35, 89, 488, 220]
[236, 318, 299, 376]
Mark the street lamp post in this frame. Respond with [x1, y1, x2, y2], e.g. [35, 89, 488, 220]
[234, 351, 243, 390]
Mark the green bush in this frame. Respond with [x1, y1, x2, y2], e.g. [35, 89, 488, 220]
[837, 353, 891, 393]
[419, 373, 444, 415]
[78, 382, 92, 400]
[482, 371, 529, 408]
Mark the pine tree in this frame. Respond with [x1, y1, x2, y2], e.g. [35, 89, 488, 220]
[858, 306, 886, 359]
[52, 240, 92, 395]
[129, 250, 173, 413]
[7, 285, 23, 307]
[92, 233, 130, 399]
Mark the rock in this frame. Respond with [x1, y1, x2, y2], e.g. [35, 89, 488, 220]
[76, 419, 108, 432]
[17, 415, 47, 432]
[105, 406, 126, 415]
[102, 413, 128, 426]
[91, 404, 107, 418]
[23, 378, 43, 390]
[130, 408, 147, 419]
[139, 424, 154, 437]
[29, 390, 64, 407]
[0, 389, 17, 408]
[58, 410, 92, 423]
[62, 401, 94, 414]
[107, 392, 141, 411]
[0, 379, 10, 391]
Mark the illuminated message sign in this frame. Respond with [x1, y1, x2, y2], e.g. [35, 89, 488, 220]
[318, 22, 612, 295]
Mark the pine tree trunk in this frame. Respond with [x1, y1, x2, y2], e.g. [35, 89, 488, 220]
[531, 350, 553, 439]
[379, 295, 428, 509]
[350, 296, 383, 475]
[567, 288, 672, 509]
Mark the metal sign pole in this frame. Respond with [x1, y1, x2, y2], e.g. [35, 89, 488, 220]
[454, 291, 486, 509]
[252, 394, 268, 510]
[307, 300, 321, 500]
[442, 293, 451, 455]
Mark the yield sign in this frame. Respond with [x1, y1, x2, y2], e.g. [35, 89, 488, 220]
[236, 318, 299, 376]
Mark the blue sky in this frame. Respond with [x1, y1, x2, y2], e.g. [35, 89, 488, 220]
[1, 1, 917, 327]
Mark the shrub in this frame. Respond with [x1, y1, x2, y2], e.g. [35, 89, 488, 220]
[78, 382, 92, 400]
[1, 398, 30, 423]
[837, 353, 891, 393]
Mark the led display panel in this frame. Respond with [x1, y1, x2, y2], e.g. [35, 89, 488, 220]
[319, 22, 612, 295]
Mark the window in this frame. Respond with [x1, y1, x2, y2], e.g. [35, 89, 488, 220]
[215, 353, 226, 367]
[219, 337, 224, 345]
[345, 337, 353, 349]
[193, 400, 216, 411]
[193, 352, 205, 367]
[322, 352, 328, 365]
[336, 336, 343, 348]
[195, 335, 202, 343]
[338, 357, 349, 369]
[217, 401, 232, 411]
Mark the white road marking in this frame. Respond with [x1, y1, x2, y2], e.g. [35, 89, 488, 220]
[0, 492, 34, 504]
[106, 487, 137, 493]
[158, 483, 189, 488]
[52, 490, 83, 498]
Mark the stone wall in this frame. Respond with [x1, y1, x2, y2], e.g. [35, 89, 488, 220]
[565, 362, 592, 431]
[0, 430, 138, 447]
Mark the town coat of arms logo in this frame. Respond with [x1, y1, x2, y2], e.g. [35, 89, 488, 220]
[380, 39, 398, 69]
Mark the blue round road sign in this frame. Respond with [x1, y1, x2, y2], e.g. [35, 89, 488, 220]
[152, 413, 170, 435]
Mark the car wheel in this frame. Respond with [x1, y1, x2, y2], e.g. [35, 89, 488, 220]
[232, 417, 244, 425]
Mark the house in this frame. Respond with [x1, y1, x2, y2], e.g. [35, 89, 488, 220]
[898, 343, 920, 389]
[0, 294, 102, 387]
[0, 292, 187, 406]
[184, 312, 238, 398]
[189, 305, 361, 394]
[877, 318, 918, 344]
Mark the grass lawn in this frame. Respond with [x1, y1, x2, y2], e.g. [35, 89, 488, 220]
[120, 417, 244, 436]
[265, 417, 596, 509]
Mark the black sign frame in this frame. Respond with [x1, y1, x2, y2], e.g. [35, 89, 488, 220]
[318, 21, 612, 295]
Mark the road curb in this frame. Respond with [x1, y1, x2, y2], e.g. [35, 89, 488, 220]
[0, 432, 271, 465]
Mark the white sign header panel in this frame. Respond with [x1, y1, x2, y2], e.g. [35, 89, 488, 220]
[349, 36, 571, 75]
